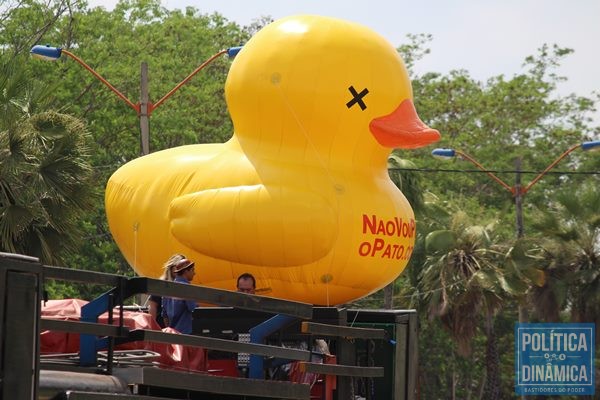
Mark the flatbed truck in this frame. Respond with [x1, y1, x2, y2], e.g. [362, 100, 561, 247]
[0, 253, 417, 399]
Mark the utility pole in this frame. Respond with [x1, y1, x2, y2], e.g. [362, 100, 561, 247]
[514, 157, 524, 238]
[31, 45, 243, 158]
[514, 157, 528, 326]
[139, 62, 150, 156]
[432, 145, 600, 323]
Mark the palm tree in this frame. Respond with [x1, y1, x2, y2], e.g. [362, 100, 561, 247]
[420, 209, 520, 400]
[0, 59, 95, 264]
[388, 154, 425, 212]
[383, 154, 425, 308]
[528, 183, 600, 329]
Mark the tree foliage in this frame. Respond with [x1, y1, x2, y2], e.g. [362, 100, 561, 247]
[1, 3, 599, 397]
[0, 59, 95, 264]
[528, 183, 600, 327]
[2, 0, 252, 289]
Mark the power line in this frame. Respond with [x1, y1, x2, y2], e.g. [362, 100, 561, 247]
[92, 164, 599, 175]
[388, 167, 600, 175]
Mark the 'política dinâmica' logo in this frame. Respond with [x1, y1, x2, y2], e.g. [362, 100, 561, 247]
[515, 323, 595, 396]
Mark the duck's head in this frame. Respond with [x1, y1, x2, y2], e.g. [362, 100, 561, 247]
[225, 15, 439, 156]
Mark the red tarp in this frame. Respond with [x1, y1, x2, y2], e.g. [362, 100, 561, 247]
[40, 299, 206, 372]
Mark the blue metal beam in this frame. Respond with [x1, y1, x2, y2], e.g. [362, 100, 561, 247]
[249, 314, 297, 379]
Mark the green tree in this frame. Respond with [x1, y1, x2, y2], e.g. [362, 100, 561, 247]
[37, 0, 248, 161]
[0, 0, 72, 56]
[0, 59, 95, 264]
[0, 1, 251, 283]
[529, 183, 600, 330]
[2, 5, 599, 393]
[421, 208, 523, 400]
[413, 44, 598, 216]
[382, 154, 426, 308]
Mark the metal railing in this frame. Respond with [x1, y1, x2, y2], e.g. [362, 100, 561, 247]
[0, 253, 415, 400]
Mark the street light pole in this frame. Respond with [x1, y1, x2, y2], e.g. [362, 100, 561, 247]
[433, 141, 600, 324]
[432, 141, 600, 234]
[514, 157, 524, 238]
[139, 62, 150, 155]
[30, 45, 242, 156]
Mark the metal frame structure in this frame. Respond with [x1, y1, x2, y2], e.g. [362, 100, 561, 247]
[0, 253, 418, 399]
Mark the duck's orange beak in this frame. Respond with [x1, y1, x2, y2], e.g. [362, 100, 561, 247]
[369, 99, 440, 149]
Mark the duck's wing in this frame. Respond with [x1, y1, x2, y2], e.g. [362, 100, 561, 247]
[168, 185, 337, 267]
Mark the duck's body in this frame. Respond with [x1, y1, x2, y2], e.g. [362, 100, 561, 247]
[106, 15, 440, 305]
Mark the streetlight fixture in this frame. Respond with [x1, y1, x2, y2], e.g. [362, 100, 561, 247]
[431, 140, 600, 237]
[433, 141, 599, 326]
[30, 44, 242, 155]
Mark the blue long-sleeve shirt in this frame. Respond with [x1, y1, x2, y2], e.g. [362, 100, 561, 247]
[161, 277, 196, 334]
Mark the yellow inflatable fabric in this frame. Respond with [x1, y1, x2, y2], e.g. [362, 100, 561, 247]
[105, 15, 440, 305]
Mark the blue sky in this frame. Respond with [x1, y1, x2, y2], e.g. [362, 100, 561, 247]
[88, 0, 599, 108]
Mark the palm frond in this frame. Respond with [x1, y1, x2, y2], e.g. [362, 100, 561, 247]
[0, 65, 95, 264]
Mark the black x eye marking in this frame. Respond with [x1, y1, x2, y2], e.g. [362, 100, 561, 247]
[346, 86, 369, 111]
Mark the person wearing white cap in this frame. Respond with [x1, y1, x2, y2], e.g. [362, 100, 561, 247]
[161, 256, 196, 334]
[148, 254, 183, 328]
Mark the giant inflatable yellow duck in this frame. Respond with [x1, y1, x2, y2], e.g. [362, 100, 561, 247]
[105, 15, 440, 305]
